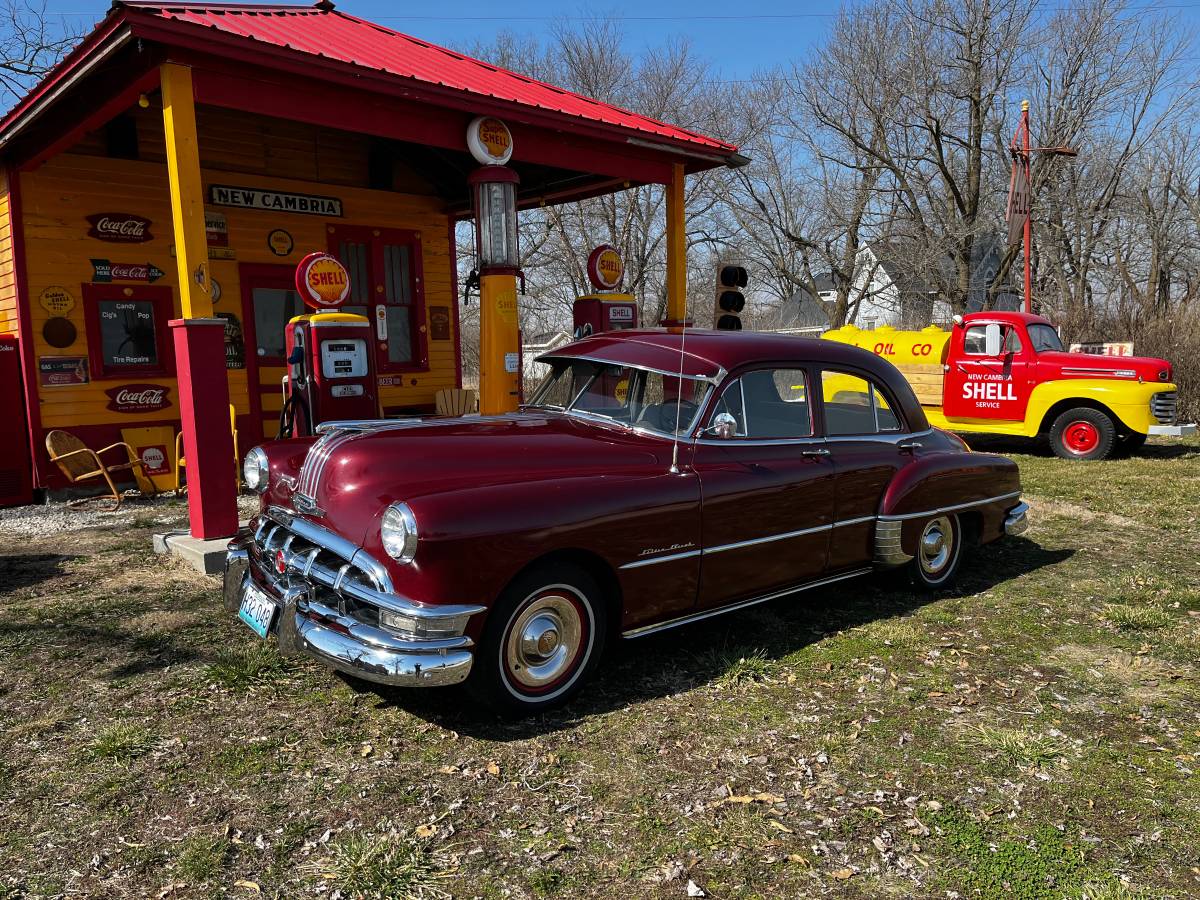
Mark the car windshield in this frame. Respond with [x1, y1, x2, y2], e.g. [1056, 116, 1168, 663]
[1028, 323, 1063, 353]
[527, 359, 712, 437]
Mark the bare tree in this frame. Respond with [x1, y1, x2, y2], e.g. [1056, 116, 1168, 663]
[0, 0, 79, 107]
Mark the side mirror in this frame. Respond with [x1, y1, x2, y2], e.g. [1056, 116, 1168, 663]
[984, 323, 1003, 356]
[703, 412, 738, 440]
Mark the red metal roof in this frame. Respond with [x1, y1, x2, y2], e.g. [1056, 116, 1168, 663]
[0, 1, 737, 158]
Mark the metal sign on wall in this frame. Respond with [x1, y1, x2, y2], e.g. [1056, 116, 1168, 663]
[87, 213, 153, 243]
[208, 185, 343, 217]
[105, 384, 171, 414]
[91, 259, 165, 283]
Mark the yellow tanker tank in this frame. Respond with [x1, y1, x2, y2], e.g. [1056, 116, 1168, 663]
[822, 323, 952, 366]
[822, 324, 951, 407]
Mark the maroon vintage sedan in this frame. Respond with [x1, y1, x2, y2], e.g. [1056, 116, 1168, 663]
[225, 329, 1028, 713]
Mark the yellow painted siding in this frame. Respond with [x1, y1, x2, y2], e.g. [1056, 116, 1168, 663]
[22, 110, 458, 438]
[0, 170, 18, 336]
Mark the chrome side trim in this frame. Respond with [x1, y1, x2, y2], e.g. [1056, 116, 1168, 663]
[622, 568, 872, 639]
[873, 519, 912, 566]
[618, 548, 703, 570]
[704, 522, 831, 555]
[693, 427, 935, 448]
[834, 515, 877, 528]
[538, 349, 726, 384]
[877, 491, 1022, 522]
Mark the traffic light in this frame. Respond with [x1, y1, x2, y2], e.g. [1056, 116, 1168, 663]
[714, 263, 748, 330]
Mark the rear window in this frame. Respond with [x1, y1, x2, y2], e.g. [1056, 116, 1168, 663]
[821, 370, 904, 435]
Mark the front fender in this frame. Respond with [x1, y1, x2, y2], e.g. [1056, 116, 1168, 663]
[1026, 379, 1170, 436]
[875, 451, 1022, 566]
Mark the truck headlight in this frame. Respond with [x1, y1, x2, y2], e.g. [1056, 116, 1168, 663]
[381, 502, 418, 563]
[243, 446, 269, 494]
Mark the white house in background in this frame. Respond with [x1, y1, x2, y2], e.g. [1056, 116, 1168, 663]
[521, 330, 572, 383]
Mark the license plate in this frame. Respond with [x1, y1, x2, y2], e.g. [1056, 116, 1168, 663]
[238, 582, 278, 639]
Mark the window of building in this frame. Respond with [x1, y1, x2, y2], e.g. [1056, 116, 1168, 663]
[329, 226, 425, 372]
[83, 284, 175, 379]
[251, 287, 306, 362]
[821, 370, 904, 435]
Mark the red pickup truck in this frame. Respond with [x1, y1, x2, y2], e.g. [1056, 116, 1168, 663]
[823, 311, 1194, 460]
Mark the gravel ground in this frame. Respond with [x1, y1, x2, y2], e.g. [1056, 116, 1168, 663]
[0, 492, 259, 537]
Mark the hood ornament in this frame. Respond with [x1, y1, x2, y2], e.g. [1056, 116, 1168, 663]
[293, 492, 325, 517]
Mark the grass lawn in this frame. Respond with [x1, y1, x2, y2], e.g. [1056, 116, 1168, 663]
[1, 436, 1198, 899]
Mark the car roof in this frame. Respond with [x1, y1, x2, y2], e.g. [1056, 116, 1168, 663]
[539, 328, 931, 431]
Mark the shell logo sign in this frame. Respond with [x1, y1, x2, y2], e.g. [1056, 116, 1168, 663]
[295, 252, 351, 309]
[587, 244, 625, 291]
[467, 116, 514, 166]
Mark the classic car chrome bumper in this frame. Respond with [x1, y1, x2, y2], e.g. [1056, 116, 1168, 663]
[1003, 502, 1030, 537]
[224, 520, 483, 688]
[1147, 424, 1197, 437]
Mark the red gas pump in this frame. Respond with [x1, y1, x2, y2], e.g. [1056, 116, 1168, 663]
[572, 294, 639, 339]
[278, 313, 379, 438]
[0, 334, 33, 507]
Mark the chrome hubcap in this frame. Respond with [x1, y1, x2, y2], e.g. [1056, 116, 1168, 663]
[505, 594, 583, 690]
[919, 516, 954, 576]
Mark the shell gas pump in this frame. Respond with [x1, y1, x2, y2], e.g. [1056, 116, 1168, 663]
[278, 313, 379, 438]
[572, 244, 638, 339]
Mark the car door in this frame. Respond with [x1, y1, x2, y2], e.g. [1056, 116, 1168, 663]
[943, 321, 1035, 421]
[692, 366, 837, 609]
[819, 368, 916, 571]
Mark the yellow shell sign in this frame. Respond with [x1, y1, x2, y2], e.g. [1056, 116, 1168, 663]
[467, 116, 514, 166]
[38, 285, 76, 316]
[587, 244, 624, 291]
[295, 252, 351, 309]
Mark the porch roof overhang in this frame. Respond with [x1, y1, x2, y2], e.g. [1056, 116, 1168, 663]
[0, 1, 746, 210]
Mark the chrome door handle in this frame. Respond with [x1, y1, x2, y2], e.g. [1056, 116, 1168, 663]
[899, 441, 923, 452]
[802, 447, 831, 457]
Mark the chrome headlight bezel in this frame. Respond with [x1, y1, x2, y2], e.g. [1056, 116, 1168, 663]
[381, 502, 418, 564]
[243, 446, 269, 494]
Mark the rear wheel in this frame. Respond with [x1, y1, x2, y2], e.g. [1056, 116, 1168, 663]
[1049, 407, 1116, 461]
[908, 513, 963, 590]
[467, 563, 607, 715]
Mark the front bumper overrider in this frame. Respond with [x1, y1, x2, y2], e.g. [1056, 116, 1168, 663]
[223, 520, 483, 687]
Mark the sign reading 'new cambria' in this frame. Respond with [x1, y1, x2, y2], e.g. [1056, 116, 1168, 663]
[208, 185, 343, 217]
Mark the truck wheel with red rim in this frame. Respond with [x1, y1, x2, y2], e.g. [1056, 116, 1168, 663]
[908, 513, 962, 590]
[467, 562, 607, 715]
[1049, 407, 1115, 461]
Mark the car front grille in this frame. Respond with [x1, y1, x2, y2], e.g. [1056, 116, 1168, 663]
[1151, 391, 1178, 425]
[253, 511, 386, 626]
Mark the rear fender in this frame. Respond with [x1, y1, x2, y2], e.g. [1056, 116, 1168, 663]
[874, 452, 1022, 567]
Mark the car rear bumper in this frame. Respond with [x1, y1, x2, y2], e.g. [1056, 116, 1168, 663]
[1003, 501, 1030, 537]
[1147, 424, 1197, 437]
[224, 535, 476, 688]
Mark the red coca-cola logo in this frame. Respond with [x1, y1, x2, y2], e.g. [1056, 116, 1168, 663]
[87, 213, 154, 243]
[105, 383, 171, 413]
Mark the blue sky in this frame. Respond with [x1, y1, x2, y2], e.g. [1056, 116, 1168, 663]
[50, 0, 843, 81]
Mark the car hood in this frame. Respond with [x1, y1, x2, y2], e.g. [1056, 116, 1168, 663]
[1038, 350, 1172, 382]
[288, 412, 670, 542]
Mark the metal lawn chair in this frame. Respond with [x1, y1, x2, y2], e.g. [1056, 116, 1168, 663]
[44, 429, 159, 511]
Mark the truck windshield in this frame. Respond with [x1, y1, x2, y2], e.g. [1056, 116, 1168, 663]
[527, 359, 711, 436]
[1028, 323, 1064, 353]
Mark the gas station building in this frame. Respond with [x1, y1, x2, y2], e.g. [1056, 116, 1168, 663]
[0, 1, 741, 530]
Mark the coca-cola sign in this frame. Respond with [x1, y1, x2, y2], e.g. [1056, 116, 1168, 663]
[87, 213, 153, 243]
[91, 258, 165, 283]
[105, 383, 171, 414]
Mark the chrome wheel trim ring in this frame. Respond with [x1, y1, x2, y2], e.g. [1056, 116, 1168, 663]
[502, 588, 589, 697]
[918, 515, 955, 578]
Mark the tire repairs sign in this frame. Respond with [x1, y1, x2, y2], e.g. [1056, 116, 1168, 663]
[105, 383, 171, 414]
[209, 185, 343, 217]
[87, 213, 153, 243]
[91, 259, 165, 283]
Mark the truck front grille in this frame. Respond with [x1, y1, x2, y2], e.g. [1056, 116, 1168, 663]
[1151, 391, 1178, 425]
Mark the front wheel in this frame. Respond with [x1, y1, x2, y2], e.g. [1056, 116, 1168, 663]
[1049, 407, 1116, 460]
[466, 563, 607, 715]
[908, 513, 963, 590]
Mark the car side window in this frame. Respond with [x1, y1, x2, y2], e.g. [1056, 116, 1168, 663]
[822, 370, 904, 435]
[710, 368, 813, 439]
[965, 324, 1022, 355]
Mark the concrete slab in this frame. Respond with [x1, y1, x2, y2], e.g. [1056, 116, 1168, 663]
[154, 525, 245, 576]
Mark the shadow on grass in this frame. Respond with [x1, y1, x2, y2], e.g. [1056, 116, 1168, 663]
[0, 552, 78, 594]
[360, 536, 1072, 739]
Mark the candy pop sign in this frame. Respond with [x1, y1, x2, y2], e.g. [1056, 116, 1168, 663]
[295, 252, 351, 309]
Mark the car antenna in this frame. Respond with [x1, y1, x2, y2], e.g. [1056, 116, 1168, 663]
[669, 299, 689, 475]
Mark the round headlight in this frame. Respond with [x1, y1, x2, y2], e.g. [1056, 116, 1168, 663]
[243, 446, 269, 494]
[381, 502, 418, 563]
